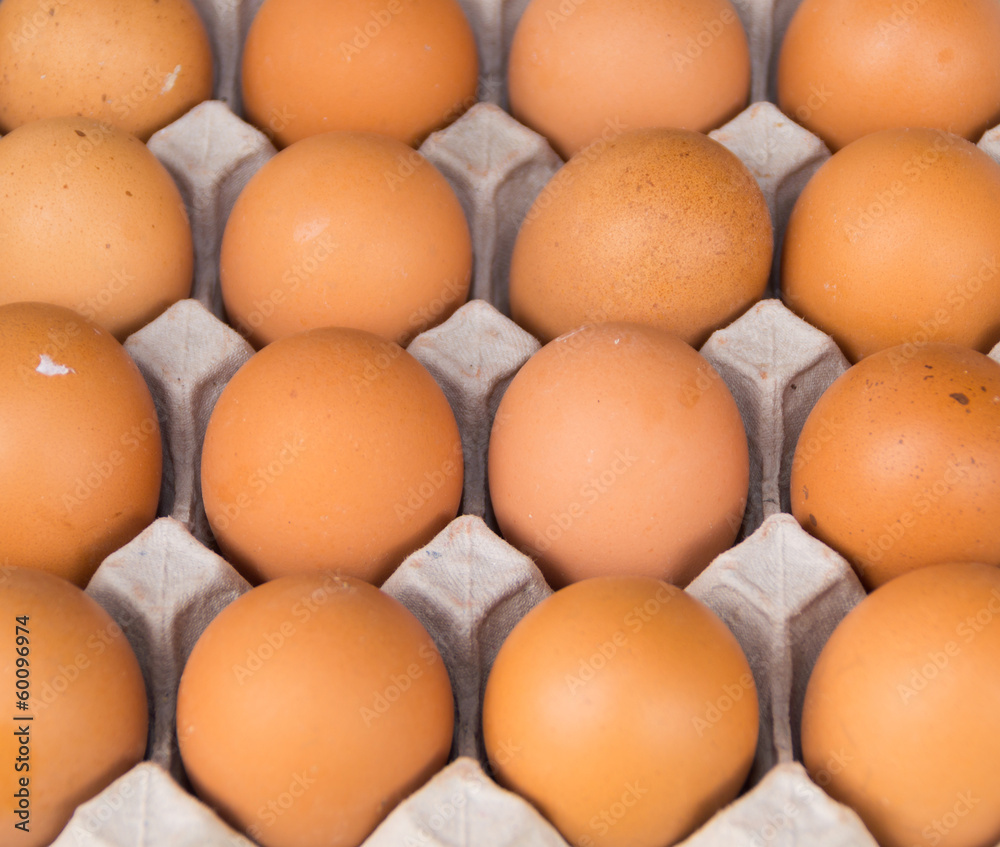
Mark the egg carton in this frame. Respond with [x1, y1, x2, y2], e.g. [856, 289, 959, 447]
[25, 0, 1000, 844]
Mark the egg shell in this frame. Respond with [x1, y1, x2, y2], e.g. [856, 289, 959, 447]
[508, 0, 750, 159]
[482, 576, 759, 847]
[0, 567, 148, 847]
[801, 562, 1000, 847]
[176, 572, 455, 847]
[0, 302, 163, 587]
[0, 116, 194, 341]
[781, 128, 1000, 362]
[488, 322, 750, 588]
[790, 342, 1000, 590]
[241, 0, 479, 148]
[219, 131, 472, 348]
[0, 0, 214, 141]
[777, 0, 1000, 151]
[200, 326, 464, 585]
[508, 128, 773, 348]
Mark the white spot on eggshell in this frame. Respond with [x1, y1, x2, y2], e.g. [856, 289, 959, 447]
[161, 65, 182, 95]
[36, 355, 74, 376]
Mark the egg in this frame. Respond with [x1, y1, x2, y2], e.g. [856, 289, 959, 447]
[508, 0, 750, 159]
[489, 323, 749, 588]
[0, 0, 214, 141]
[200, 327, 464, 585]
[781, 128, 1000, 362]
[777, 0, 1000, 151]
[241, 0, 479, 148]
[0, 567, 148, 847]
[176, 573, 454, 847]
[0, 302, 163, 587]
[790, 343, 1000, 590]
[220, 132, 472, 348]
[483, 576, 758, 847]
[0, 116, 194, 340]
[802, 563, 1000, 847]
[509, 128, 772, 348]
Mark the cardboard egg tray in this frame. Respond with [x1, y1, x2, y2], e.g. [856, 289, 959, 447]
[36, 0, 1000, 844]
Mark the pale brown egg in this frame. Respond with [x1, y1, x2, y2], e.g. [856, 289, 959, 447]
[177, 573, 454, 847]
[0, 567, 148, 847]
[508, 0, 750, 159]
[782, 128, 1000, 362]
[483, 576, 758, 847]
[201, 327, 463, 586]
[778, 0, 1000, 151]
[509, 128, 772, 348]
[0, 0, 213, 141]
[488, 323, 749, 589]
[0, 116, 194, 341]
[241, 0, 479, 148]
[0, 302, 163, 587]
[802, 563, 1000, 847]
[790, 343, 1000, 590]
[220, 132, 472, 349]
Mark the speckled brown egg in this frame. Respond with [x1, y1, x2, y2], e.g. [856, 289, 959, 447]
[782, 128, 1000, 362]
[0, 302, 162, 587]
[177, 573, 454, 847]
[0, 0, 213, 140]
[508, 0, 750, 159]
[509, 128, 772, 347]
[489, 323, 749, 589]
[0, 567, 149, 847]
[483, 576, 758, 847]
[220, 131, 471, 348]
[790, 343, 1000, 590]
[200, 327, 463, 586]
[0, 116, 193, 340]
[241, 0, 478, 148]
[802, 563, 1000, 847]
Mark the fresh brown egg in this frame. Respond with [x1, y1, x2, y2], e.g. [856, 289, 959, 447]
[488, 323, 749, 588]
[509, 128, 772, 348]
[483, 576, 758, 847]
[0, 302, 163, 587]
[0, 116, 194, 341]
[782, 128, 1000, 362]
[508, 0, 750, 159]
[790, 343, 1000, 590]
[241, 0, 479, 148]
[802, 563, 1000, 847]
[177, 573, 454, 847]
[0, 567, 148, 847]
[0, 0, 213, 141]
[778, 0, 1000, 151]
[220, 132, 472, 349]
[200, 327, 463, 586]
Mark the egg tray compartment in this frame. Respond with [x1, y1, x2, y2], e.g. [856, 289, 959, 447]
[29, 0, 1000, 843]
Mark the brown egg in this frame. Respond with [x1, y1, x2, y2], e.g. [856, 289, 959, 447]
[241, 0, 478, 148]
[0, 302, 162, 587]
[790, 343, 1000, 590]
[0, 116, 194, 340]
[483, 576, 758, 847]
[201, 327, 463, 585]
[488, 323, 749, 589]
[782, 128, 1000, 362]
[0, 567, 148, 847]
[508, 0, 750, 159]
[220, 132, 472, 349]
[802, 563, 1000, 847]
[509, 128, 772, 347]
[177, 573, 454, 847]
[777, 0, 1000, 151]
[0, 0, 213, 141]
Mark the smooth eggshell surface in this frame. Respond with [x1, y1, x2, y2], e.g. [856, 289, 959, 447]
[176, 573, 455, 847]
[483, 576, 759, 847]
